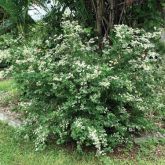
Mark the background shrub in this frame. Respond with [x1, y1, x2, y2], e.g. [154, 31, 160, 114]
[0, 34, 21, 68]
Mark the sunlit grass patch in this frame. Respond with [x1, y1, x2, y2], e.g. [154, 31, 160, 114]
[0, 79, 19, 107]
[0, 79, 15, 92]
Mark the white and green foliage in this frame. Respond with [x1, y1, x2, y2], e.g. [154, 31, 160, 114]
[11, 21, 164, 154]
[0, 34, 22, 68]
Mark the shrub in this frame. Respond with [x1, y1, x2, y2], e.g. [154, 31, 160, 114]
[0, 34, 21, 68]
[11, 21, 164, 154]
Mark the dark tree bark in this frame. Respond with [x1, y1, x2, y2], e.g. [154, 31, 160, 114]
[96, 0, 103, 36]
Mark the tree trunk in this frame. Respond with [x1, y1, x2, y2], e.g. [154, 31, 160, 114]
[96, 0, 103, 36]
[108, 0, 115, 33]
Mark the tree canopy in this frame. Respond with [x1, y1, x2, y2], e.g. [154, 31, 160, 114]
[0, 0, 164, 36]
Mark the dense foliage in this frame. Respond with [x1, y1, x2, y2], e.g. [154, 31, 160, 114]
[0, 34, 19, 68]
[0, 0, 164, 155]
[0, 0, 164, 36]
[56, 0, 165, 35]
[7, 21, 164, 154]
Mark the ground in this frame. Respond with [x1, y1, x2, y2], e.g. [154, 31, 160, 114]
[0, 79, 165, 165]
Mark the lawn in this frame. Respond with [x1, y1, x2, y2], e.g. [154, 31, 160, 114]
[0, 79, 18, 107]
[0, 122, 100, 165]
[0, 122, 165, 165]
[0, 80, 165, 165]
[0, 79, 15, 92]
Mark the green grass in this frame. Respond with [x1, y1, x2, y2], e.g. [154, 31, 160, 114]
[0, 79, 15, 92]
[0, 122, 164, 165]
[0, 122, 99, 165]
[0, 79, 18, 106]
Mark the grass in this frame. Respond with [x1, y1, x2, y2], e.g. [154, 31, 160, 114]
[0, 79, 165, 165]
[0, 122, 99, 165]
[0, 79, 15, 92]
[0, 122, 164, 165]
[0, 79, 18, 106]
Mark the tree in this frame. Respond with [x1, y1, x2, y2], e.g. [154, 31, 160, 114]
[42, 0, 164, 37]
[0, 0, 164, 36]
[0, 0, 45, 34]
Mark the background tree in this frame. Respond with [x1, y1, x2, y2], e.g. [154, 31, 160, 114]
[69, 0, 164, 35]
[0, 0, 46, 34]
[0, 0, 164, 36]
